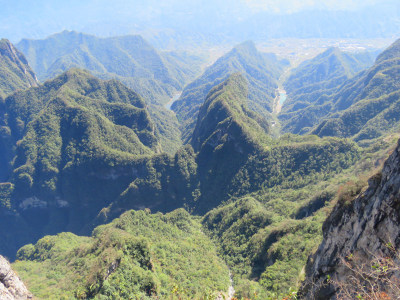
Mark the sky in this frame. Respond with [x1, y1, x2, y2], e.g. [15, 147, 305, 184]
[244, 0, 380, 13]
[0, 0, 398, 43]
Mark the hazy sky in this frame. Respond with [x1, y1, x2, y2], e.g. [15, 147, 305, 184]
[245, 0, 381, 13]
[0, 0, 398, 43]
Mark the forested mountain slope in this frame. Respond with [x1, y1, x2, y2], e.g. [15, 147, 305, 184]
[191, 73, 269, 152]
[16, 31, 203, 105]
[13, 209, 231, 299]
[282, 47, 375, 118]
[0, 69, 161, 257]
[280, 39, 400, 143]
[0, 40, 40, 181]
[7, 73, 366, 300]
[171, 41, 288, 142]
[0, 39, 38, 99]
[96, 74, 359, 220]
[1, 30, 399, 300]
[16, 31, 208, 153]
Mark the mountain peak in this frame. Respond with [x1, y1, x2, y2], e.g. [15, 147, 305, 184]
[233, 40, 257, 53]
[172, 40, 283, 142]
[191, 73, 268, 153]
[46, 68, 148, 110]
[202, 72, 248, 108]
[375, 38, 400, 63]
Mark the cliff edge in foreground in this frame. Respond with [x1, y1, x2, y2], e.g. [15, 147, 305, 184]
[0, 255, 32, 300]
[300, 139, 400, 299]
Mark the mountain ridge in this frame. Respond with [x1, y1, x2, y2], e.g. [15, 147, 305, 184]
[172, 40, 286, 142]
[16, 30, 203, 104]
[0, 68, 163, 257]
[0, 39, 38, 99]
[280, 38, 400, 144]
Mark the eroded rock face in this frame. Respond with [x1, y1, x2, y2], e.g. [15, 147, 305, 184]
[299, 140, 400, 299]
[0, 255, 32, 300]
[0, 39, 39, 88]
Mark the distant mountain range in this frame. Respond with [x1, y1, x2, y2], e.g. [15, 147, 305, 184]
[283, 47, 376, 112]
[1, 1, 400, 47]
[16, 31, 204, 105]
[16, 31, 207, 154]
[172, 41, 288, 141]
[280, 39, 400, 145]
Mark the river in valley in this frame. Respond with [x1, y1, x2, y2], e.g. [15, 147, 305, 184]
[164, 92, 182, 110]
[274, 89, 287, 113]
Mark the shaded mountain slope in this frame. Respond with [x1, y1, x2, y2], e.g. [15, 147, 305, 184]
[199, 134, 398, 299]
[0, 39, 39, 182]
[96, 74, 271, 219]
[0, 39, 38, 99]
[16, 31, 206, 153]
[191, 73, 269, 152]
[202, 195, 326, 299]
[0, 69, 160, 257]
[282, 47, 375, 116]
[171, 41, 286, 142]
[98, 75, 360, 220]
[299, 138, 400, 299]
[280, 39, 400, 142]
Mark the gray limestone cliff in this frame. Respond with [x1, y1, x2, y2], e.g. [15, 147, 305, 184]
[0, 255, 32, 300]
[299, 139, 400, 299]
[0, 39, 39, 98]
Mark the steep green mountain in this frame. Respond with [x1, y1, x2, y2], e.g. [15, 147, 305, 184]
[0, 70, 383, 299]
[282, 47, 375, 116]
[13, 209, 231, 299]
[16, 31, 203, 105]
[16, 31, 208, 153]
[191, 73, 270, 152]
[280, 39, 400, 143]
[95, 74, 270, 221]
[171, 41, 287, 142]
[0, 69, 161, 257]
[200, 132, 398, 299]
[0, 39, 39, 182]
[0, 39, 38, 99]
[97, 74, 360, 221]
[4, 72, 369, 300]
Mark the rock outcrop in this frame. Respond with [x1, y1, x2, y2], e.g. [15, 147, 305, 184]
[0, 39, 38, 98]
[0, 255, 32, 299]
[299, 139, 400, 299]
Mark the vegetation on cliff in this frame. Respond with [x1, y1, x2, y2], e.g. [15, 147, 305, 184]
[14, 209, 230, 299]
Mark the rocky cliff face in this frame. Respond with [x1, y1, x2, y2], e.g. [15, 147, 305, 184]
[0, 39, 38, 98]
[300, 139, 400, 299]
[0, 255, 32, 300]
